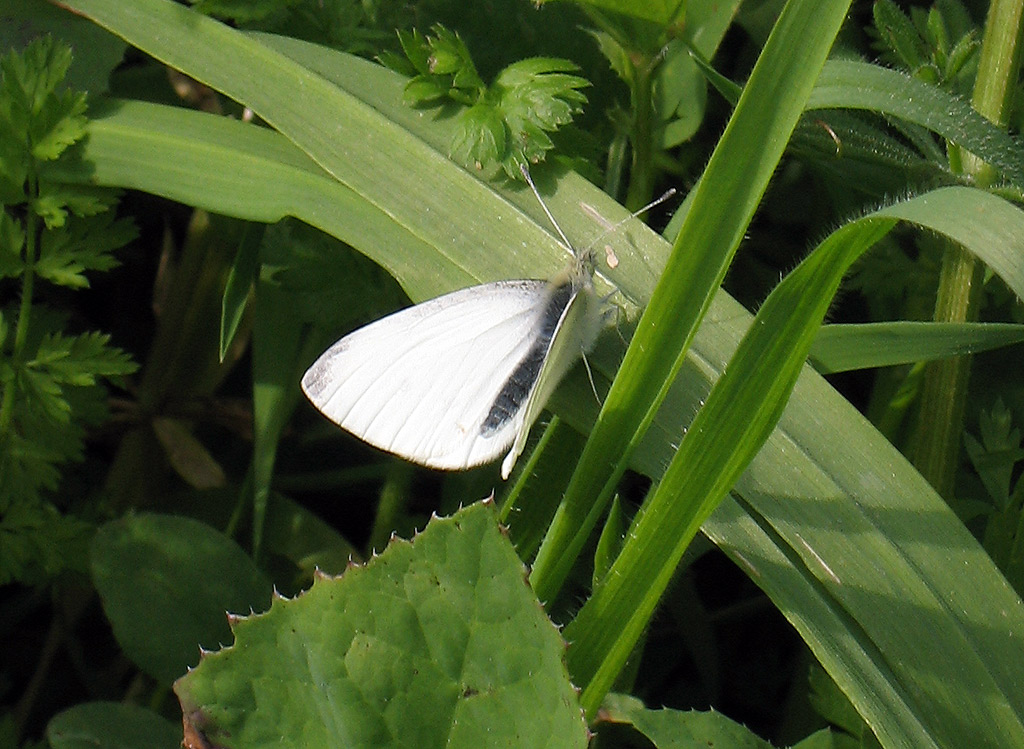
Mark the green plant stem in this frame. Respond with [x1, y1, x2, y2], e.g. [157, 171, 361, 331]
[624, 57, 656, 212]
[12, 611, 59, 742]
[366, 463, 413, 555]
[970, 0, 1024, 131]
[912, 0, 1024, 498]
[0, 178, 39, 437]
[13, 583, 92, 743]
[912, 253, 984, 498]
[604, 127, 629, 200]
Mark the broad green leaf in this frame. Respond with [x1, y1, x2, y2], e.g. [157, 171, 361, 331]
[91, 513, 272, 684]
[162, 486, 361, 582]
[655, 0, 742, 147]
[261, 490, 361, 579]
[173, 502, 587, 748]
[46, 701, 180, 749]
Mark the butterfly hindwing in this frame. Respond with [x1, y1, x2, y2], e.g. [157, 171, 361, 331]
[302, 279, 554, 471]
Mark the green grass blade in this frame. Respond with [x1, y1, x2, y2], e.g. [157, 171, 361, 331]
[551, 0, 685, 26]
[54, 0, 596, 297]
[219, 223, 260, 362]
[811, 321, 1024, 373]
[565, 186, 1024, 741]
[565, 216, 895, 713]
[498, 416, 584, 559]
[529, 0, 854, 604]
[48, 98, 459, 298]
[811, 60, 1024, 185]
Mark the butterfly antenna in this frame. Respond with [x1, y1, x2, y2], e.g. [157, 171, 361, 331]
[579, 187, 678, 256]
[519, 163, 576, 255]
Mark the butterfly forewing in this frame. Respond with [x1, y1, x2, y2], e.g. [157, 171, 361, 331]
[302, 280, 551, 470]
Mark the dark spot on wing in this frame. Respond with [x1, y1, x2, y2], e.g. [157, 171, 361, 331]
[481, 281, 574, 436]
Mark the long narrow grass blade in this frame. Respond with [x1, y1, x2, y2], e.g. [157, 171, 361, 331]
[529, 0, 855, 605]
[565, 187, 1024, 743]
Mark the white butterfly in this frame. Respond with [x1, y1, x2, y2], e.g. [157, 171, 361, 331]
[301, 167, 606, 480]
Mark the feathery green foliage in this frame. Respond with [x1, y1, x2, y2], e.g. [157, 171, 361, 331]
[382, 24, 589, 177]
[0, 36, 136, 585]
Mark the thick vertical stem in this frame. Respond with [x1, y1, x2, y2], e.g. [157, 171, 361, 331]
[912, 0, 1024, 498]
[624, 57, 656, 212]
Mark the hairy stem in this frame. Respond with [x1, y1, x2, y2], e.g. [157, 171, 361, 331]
[912, 0, 1024, 498]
